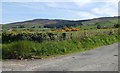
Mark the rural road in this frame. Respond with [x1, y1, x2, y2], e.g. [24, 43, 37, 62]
[2, 43, 118, 71]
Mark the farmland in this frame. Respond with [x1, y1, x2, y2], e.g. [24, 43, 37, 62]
[1, 16, 120, 59]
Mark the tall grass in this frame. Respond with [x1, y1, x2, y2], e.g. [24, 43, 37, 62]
[2, 34, 119, 59]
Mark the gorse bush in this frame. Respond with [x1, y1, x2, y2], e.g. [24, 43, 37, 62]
[2, 34, 119, 59]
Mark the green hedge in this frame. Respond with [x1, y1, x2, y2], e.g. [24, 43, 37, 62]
[2, 34, 119, 59]
[2, 29, 118, 43]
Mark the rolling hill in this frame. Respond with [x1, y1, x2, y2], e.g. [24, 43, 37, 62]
[2, 16, 119, 29]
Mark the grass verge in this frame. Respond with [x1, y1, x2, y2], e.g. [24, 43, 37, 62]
[2, 34, 119, 59]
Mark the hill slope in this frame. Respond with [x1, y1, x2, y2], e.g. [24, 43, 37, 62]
[3, 16, 118, 29]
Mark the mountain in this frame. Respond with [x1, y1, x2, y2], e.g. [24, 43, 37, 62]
[3, 16, 118, 29]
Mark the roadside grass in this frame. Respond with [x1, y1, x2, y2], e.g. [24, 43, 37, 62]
[0, 44, 1, 60]
[2, 34, 119, 59]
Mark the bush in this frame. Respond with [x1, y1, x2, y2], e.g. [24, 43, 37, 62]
[114, 24, 120, 28]
[97, 25, 101, 29]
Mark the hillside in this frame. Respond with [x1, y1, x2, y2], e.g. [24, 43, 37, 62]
[2, 16, 118, 29]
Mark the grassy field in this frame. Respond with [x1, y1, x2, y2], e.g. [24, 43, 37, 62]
[2, 29, 119, 59]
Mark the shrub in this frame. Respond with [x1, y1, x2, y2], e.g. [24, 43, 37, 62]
[97, 25, 101, 29]
[114, 24, 120, 28]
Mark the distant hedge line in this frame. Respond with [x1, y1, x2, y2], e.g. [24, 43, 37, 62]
[2, 29, 118, 43]
[2, 32, 70, 43]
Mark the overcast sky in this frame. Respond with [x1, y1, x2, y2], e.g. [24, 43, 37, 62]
[1, 0, 119, 24]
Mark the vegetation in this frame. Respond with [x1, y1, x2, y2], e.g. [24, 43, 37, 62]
[2, 16, 119, 59]
[2, 29, 119, 59]
[114, 24, 120, 28]
[97, 25, 101, 29]
[2, 16, 119, 29]
[2, 29, 118, 43]
[2, 33, 118, 59]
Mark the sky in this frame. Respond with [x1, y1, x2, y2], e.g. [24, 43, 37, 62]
[1, 0, 119, 24]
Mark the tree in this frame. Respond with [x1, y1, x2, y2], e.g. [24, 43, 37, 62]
[97, 25, 101, 29]
[62, 33, 66, 40]
[19, 25, 25, 28]
[39, 26, 41, 28]
[114, 24, 119, 28]
[32, 26, 35, 28]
